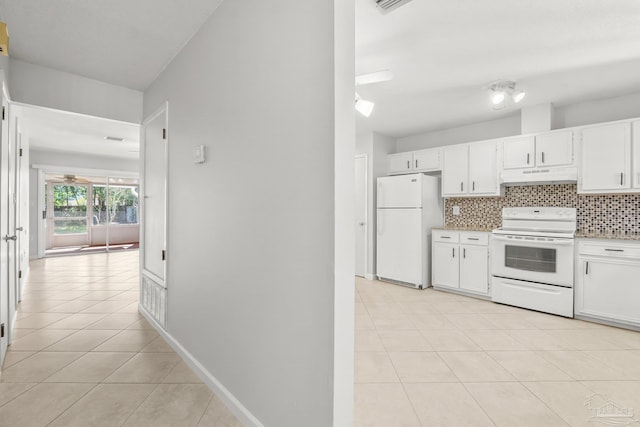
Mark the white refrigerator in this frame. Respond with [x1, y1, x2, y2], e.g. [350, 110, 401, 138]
[376, 173, 442, 288]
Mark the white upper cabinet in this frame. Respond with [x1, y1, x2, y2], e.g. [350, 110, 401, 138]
[413, 148, 441, 172]
[579, 122, 632, 193]
[387, 152, 413, 175]
[503, 136, 535, 169]
[468, 141, 498, 194]
[443, 142, 500, 197]
[536, 131, 574, 167]
[442, 145, 469, 196]
[634, 120, 640, 189]
[502, 131, 573, 170]
[388, 148, 441, 175]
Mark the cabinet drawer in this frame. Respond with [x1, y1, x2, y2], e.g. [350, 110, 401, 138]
[459, 232, 489, 246]
[433, 230, 459, 243]
[579, 242, 640, 259]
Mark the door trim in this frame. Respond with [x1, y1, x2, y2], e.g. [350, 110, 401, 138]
[140, 101, 169, 287]
[355, 154, 368, 278]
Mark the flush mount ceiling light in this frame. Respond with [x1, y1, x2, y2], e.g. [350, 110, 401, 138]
[375, 0, 414, 13]
[355, 93, 375, 117]
[104, 136, 125, 142]
[487, 80, 526, 110]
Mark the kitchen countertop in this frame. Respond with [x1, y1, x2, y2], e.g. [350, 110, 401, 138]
[433, 226, 494, 233]
[576, 232, 640, 241]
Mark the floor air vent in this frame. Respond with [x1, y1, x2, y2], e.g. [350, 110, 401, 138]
[375, 0, 413, 13]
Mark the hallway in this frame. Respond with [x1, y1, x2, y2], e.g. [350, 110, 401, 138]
[0, 251, 241, 426]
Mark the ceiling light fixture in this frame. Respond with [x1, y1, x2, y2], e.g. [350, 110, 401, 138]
[487, 80, 525, 110]
[355, 93, 375, 117]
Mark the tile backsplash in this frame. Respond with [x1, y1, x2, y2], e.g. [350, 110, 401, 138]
[444, 184, 640, 235]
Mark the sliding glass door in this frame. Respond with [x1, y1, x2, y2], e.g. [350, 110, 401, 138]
[44, 174, 139, 256]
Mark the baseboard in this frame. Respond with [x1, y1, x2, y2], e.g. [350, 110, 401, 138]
[364, 274, 376, 280]
[138, 305, 264, 427]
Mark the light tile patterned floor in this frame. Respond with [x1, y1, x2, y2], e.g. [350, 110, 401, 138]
[0, 251, 241, 427]
[355, 277, 640, 427]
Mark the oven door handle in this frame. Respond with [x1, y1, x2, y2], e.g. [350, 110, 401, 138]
[491, 235, 574, 246]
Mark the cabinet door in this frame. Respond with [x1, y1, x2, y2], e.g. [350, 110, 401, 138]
[502, 136, 534, 169]
[460, 245, 488, 294]
[413, 148, 440, 171]
[432, 243, 459, 288]
[536, 131, 573, 167]
[468, 141, 497, 195]
[578, 258, 640, 325]
[442, 145, 468, 196]
[579, 123, 631, 192]
[387, 152, 413, 175]
[634, 120, 640, 189]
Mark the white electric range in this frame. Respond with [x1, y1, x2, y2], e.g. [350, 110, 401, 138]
[491, 207, 577, 317]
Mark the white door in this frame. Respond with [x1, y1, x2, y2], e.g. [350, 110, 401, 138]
[376, 209, 422, 285]
[0, 92, 9, 363]
[442, 145, 468, 196]
[468, 141, 497, 195]
[354, 155, 367, 277]
[580, 123, 631, 191]
[536, 131, 573, 167]
[502, 136, 534, 169]
[432, 242, 459, 288]
[460, 245, 488, 294]
[7, 113, 18, 332]
[377, 174, 422, 208]
[142, 106, 168, 283]
[16, 131, 26, 302]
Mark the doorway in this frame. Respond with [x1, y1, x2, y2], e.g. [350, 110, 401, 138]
[43, 174, 140, 256]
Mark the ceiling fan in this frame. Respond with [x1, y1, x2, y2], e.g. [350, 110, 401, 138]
[53, 174, 90, 185]
[355, 70, 393, 117]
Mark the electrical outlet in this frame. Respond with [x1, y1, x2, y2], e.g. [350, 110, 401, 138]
[194, 145, 206, 164]
[452, 206, 460, 216]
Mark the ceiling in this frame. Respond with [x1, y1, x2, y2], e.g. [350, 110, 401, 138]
[356, 0, 640, 137]
[2, 1, 640, 141]
[15, 104, 140, 159]
[0, 0, 224, 90]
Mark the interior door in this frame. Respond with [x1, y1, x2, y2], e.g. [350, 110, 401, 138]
[354, 156, 367, 277]
[142, 107, 167, 283]
[0, 91, 9, 363]
[7, 112, 18, 330]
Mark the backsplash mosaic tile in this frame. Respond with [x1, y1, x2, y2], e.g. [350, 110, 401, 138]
[444, 184, 640, 236]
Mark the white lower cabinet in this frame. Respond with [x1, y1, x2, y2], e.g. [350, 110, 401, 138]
[432, 230, 490, 297]
[576, 240, 640, 328]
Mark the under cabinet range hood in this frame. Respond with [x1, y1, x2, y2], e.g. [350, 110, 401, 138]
[500, 167, 578, 186]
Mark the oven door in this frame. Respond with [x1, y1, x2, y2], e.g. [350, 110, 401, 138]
[491, 234, 575, 287]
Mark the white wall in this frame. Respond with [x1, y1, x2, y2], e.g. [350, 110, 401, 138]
[555, 91, 640, 128]
[397, 114, 521, 152]
[396, 91, 640, 153]
[143, 1, 353, 426]
[9, 59, 143, 123]
[28, 149, 139, 259]
[356, 132, 395, 278]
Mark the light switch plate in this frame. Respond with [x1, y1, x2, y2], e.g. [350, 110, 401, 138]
[452, 206, 460, 216]
[194, 145, 205, 164]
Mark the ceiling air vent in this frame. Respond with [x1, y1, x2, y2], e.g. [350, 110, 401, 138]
[375, 0, 413, 13]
